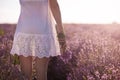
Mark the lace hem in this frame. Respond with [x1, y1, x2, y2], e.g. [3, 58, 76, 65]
[10, 32, 61, 58]
[10, 52, 61, 58]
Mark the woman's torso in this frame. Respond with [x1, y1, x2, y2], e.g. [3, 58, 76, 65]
[16, 0, 55, 34]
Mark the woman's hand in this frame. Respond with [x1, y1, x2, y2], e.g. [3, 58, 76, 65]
[56, 24, 67, 54]
[58, 34, 67, 54]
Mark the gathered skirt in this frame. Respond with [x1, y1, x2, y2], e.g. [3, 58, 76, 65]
[10, 32, 61, 58]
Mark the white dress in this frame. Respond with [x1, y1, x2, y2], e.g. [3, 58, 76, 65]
[10, 0, 61, 58]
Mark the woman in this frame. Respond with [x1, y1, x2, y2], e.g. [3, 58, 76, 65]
[10, 0, 66, 80]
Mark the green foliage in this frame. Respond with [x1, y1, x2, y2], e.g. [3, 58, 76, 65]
[13, 54, 20, 65]
[0, 28, 4, 36]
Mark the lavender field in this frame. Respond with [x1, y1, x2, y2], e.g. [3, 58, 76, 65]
[1, 23, 120, 80]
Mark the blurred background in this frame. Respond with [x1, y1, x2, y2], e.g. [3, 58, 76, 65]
[1, 0, 120, 80]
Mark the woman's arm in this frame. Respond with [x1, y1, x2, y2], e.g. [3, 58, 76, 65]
[49, 0, 64, 33]
[49, 0, 67, 53]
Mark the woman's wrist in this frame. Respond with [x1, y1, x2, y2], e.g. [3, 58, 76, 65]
[56, 24, 65, 37]
[56, 24, 64, 33]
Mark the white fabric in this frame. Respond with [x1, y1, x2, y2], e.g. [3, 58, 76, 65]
[10, 0, 61, 58]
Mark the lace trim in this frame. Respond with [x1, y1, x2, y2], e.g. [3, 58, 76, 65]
[10, 32, 61, 58]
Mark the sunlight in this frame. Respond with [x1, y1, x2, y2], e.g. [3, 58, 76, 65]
[58, 0, 120, 23]
[0, 0, 120, 23]
[0, 0, 20, 23]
